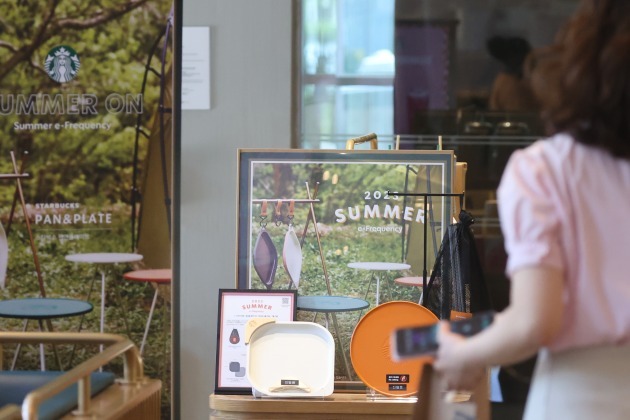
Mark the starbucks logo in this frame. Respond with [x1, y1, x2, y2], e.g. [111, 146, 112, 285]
[44, 46, 81, 83]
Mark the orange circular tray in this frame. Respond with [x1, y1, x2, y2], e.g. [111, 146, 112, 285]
[350, 301, 438, 397]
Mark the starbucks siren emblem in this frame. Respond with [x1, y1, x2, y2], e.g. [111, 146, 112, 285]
[44, 46, 81, 83]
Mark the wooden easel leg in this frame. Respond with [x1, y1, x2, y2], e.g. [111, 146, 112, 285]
[304, 182, 354, 381]
[10, 152, 46, 299]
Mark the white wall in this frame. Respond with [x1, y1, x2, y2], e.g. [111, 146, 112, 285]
[179, 1, 293, 418]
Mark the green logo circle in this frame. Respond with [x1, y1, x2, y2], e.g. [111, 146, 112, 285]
[44, 45, 81, 83]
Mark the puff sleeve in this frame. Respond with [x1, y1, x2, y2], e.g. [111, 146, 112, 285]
[497, 145, 565, 277]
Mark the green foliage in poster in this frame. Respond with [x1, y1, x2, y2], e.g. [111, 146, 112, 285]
[0, 1, 173, 416]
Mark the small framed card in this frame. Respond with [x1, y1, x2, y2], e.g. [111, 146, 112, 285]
[214, 289, 297, 394]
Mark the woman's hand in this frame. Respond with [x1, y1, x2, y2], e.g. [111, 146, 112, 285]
[430, 267, 563, 389]
[433, 321, 486, 391]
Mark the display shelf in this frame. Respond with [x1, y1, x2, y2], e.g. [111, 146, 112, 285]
[209, 393, 416, 419]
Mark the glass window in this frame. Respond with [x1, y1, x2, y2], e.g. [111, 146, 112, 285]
[299, 0, 578, 198]
[299, 0, 578, 145]
[301, 0, 395, 149]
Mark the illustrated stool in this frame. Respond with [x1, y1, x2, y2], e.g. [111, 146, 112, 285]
[122, 268, 171, 355]
[65, 252, 143, 353]
[394, 276, 426, 304]
[297, 295, 369, 381]
[0, 298, 93, 371]
[347, 262, 411, 306]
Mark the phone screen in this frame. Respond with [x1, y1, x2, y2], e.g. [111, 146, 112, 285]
[393, 324, 439, 360]
[391, 311, 495, 361]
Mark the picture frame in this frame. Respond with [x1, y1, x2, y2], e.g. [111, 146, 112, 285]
[214, 289, 297, 394]
[236, 148, 454, 387]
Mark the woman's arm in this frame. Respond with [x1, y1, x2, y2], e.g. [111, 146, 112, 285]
[433, 266, 564, 389]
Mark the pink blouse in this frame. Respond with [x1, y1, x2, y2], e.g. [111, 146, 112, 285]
[497, 134, 630, 352]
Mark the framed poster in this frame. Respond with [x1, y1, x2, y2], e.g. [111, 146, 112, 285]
[215, 289, 297, 394]
[236, 149, 454, 385]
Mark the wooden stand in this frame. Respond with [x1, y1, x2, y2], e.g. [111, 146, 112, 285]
[210, 393, 415, 419]
[210, 364, 489, 420]
[414, 364, 489, 420]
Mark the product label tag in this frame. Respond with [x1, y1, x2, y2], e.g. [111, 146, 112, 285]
[386, 374, 410, 383]
[281, 379, 299, 386]
[389, 384, 408, 391]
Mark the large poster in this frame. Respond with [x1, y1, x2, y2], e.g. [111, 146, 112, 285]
[237, 149, 454, 383]
[0, 1, 174, 417]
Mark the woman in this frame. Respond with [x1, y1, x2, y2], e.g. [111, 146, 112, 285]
[435, 1, 630, 418]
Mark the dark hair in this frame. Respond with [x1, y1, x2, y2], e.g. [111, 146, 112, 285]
[529, 0, 630, 158]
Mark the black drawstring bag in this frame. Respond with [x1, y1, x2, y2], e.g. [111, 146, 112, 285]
[424, 210, 493, 319]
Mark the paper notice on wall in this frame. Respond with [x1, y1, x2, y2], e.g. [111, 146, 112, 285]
[182, 26, 210, 110]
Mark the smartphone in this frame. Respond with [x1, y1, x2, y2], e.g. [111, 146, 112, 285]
[391, 311, 495, 361]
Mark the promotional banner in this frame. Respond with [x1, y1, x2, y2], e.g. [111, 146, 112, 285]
[237, 149, 454, 383]
[0, 1, 174, 417]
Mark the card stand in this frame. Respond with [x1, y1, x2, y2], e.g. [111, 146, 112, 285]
[365, 386, 419, 402]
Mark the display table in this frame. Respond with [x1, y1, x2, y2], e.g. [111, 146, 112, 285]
[0, 298, 93, 370]
[297, 295, 369, 318]
[209, 393, 416, 419]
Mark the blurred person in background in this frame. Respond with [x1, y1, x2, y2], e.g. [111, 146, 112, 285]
[486, 35, 538, 112]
